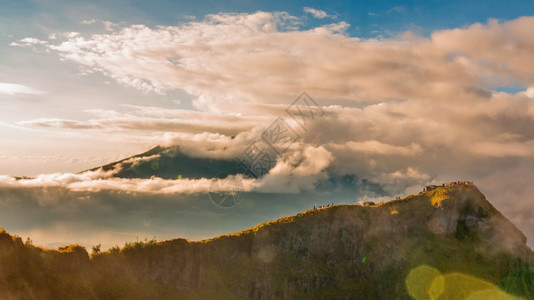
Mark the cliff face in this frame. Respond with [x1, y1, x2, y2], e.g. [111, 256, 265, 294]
[1, 184, 533, 299]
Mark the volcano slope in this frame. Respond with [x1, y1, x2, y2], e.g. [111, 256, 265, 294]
[0, 184, 533, 299]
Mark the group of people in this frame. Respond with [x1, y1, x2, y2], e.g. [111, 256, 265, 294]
[309, 181, 475, 212]
[313, 203, 334, 210]
[422, 180, 474, 192]
[442, 181, 473, 186]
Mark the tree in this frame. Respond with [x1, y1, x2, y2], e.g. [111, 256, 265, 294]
[92, 243, 101, 256]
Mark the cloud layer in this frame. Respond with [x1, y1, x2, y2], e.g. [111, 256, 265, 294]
[0, 82, 44, 95]
[6, 12, 534, 247]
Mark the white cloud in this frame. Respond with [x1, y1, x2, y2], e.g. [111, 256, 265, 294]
[303, 7, 329, 19]
[330, 141, 423, 156]
[251, 145, 334, 193]
[26, 12, 534, 113]
[313, 21, 350, 34]
[388, 6, 407, 14]
[13, 12, 534, 170]
[523, 87, 534, 98]
[15, 14, 534, 107]
[81, 19, 96, 24]
[102, 20, 116, 31]
[19, 37, 47, 45]
[0, 82, 44, 96]
[0, 165, 215, 195]
[17, 105, 265, 138]
[381, 167, 430, 182]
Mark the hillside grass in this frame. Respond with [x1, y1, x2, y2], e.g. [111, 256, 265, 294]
[1, 184, 533, 299]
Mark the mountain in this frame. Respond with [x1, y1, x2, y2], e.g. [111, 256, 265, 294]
[1, 183, 533, 299]
[85, 145, 385, 196]
[86, 145, 245, 179]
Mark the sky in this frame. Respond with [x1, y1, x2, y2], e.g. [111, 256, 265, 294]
[1, 0, 534, 249]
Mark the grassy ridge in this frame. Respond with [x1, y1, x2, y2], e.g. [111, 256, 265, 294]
[0, 184, 533, 299]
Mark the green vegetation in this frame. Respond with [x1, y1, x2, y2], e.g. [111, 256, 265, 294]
[500, 260, 534, 299]
[0, 184, 533, 299]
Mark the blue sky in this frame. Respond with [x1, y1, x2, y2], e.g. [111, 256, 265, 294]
[4, 0, 534, 38]
[1, 1, 534, 248]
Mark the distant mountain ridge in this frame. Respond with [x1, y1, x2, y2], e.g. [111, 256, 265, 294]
[86, 145, 244, 179]
[83, 144, 385, 199]
[0, 183, 533, 299]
